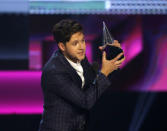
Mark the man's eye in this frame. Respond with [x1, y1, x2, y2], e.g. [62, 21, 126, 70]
[81, 39, 85, 43]
[72, 42, 78, 46]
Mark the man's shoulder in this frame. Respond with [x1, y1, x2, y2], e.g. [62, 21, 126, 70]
[42, 50, 66, 74]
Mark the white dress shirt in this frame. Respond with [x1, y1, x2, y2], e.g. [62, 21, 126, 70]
[65, 57, 85, 88]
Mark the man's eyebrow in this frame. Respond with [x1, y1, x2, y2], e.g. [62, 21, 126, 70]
[72, 40, 78, 43]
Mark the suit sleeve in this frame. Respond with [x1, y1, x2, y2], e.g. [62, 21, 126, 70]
[44, 71, 111, 110]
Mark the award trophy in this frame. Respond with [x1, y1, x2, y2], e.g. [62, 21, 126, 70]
[102, 21, 124, 60]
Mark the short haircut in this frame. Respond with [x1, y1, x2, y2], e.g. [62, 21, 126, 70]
[52, 19, 83, 44]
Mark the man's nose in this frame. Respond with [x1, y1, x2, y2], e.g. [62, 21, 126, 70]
[78, 42, 85, 49]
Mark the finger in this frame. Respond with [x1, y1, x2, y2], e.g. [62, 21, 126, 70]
[113, 40, 119, 43]
[114, 66, 119, 71]
[102, 51, 106, 61]
[112, 43, 121, 48]
[112, 41, 121, 48]
[99, 45, 106, 50]
[115, 61, 121, 66]
[115, 63, 122, 67]
[115, 57, 125, 65]
[113, 53, 124, 61]
[99, 46, 103, 50]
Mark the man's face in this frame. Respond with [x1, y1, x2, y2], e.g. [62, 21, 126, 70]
[60, 32, 86, 63]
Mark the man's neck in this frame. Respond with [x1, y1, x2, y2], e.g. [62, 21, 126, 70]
[65, 56, 80, 65]
[63, 53, 80, 63]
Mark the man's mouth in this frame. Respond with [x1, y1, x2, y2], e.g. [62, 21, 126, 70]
[78, 51, 85, 55]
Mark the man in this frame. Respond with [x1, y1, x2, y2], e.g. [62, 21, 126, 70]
[39, 19, 124, 131]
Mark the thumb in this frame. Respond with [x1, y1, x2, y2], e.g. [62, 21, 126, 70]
[102, 51, 106, 61]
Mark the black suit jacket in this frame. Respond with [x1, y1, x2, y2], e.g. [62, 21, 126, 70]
[39, 50, 111, 131]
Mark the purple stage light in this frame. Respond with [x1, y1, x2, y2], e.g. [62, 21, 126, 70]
[148, 35, 167, 91]
[29, 41, 42, 70]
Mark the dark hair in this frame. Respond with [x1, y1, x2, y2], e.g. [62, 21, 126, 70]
[52, 19, 83, 44]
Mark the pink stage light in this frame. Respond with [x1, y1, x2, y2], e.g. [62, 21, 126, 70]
[0, 71, 43, 114]
[121, 21, 143, 68]
[86, 42, 92, 63]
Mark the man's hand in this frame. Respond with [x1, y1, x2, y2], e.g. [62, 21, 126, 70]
[99, 40, 122, 51]
[99, 40, 125, 77]
[101, 51, 124, 77]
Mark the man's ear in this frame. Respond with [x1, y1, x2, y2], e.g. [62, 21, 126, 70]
[58, 42, 65, 52]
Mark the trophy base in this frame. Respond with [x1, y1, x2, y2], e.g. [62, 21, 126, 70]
[104, 45, 124, 60]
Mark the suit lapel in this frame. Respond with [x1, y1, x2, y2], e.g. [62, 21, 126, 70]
[56, 51, 82, 89]
[81, 57, 96, 90]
